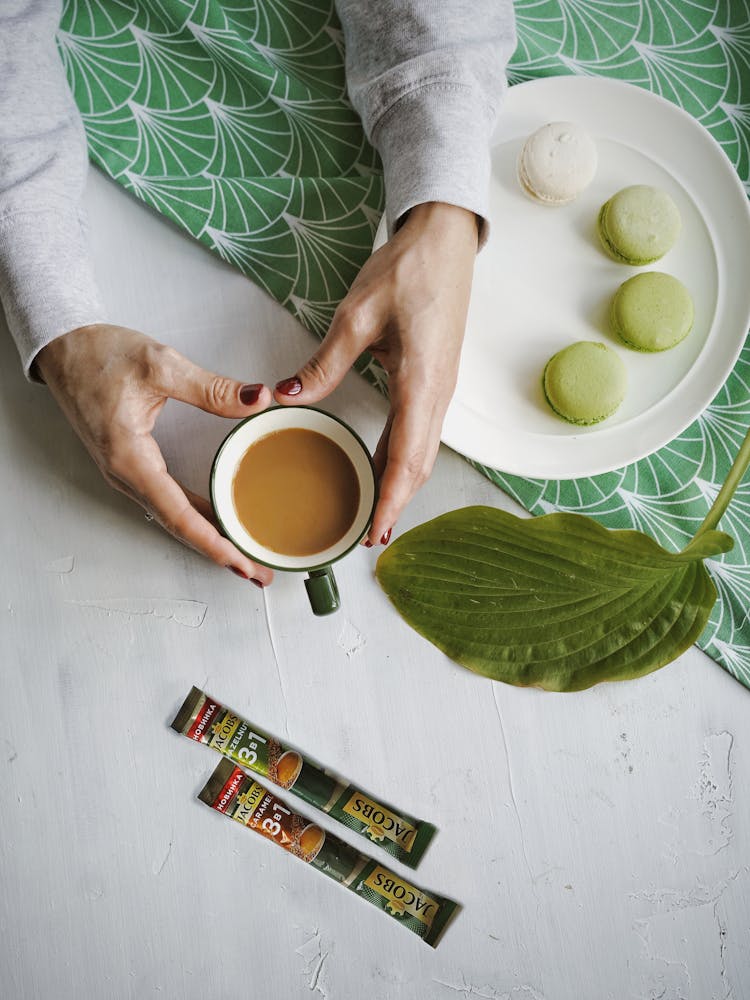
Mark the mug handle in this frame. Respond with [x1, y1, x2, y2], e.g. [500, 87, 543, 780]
[305, 566, 340, 616]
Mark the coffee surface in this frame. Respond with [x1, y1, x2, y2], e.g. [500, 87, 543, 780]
[232, 428, 361, 557]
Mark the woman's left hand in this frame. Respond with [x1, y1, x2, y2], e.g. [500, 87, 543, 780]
[273, 201, 478, 545]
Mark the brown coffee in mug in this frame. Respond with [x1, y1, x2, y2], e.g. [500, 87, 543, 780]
[211, 406, 376, 615]
[232, 428, 361, 557]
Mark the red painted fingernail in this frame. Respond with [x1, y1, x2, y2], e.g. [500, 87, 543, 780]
[381, 529, 392, 545]
[240, 383, 263, 405]
[251, 579, 265, 589]
[230, 567, 250, 580]
[275, 376, 303, 396]
[363, 539, 374, 548]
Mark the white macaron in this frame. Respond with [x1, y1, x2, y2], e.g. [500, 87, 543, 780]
[517, 122, 598, 206]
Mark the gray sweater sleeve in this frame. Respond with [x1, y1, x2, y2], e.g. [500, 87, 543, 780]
[335, 0, 516, 240]
[0, 0, 104, 379]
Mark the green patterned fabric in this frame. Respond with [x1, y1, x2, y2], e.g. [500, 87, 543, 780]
[57, 0, 750, 687]
[57, 0, 385, 378]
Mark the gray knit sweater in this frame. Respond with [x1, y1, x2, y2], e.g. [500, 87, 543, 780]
[0, 0, 516, 377]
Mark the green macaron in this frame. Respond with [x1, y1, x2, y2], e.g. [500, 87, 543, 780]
[598, 185, 681, 265]
[611, 272, 694, 352]
[543, 341, 627, 426]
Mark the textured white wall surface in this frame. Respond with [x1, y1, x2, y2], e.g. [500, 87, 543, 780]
[1, 171, 748, 1000]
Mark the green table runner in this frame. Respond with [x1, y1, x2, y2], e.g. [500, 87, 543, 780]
[58, 0, 750, 688]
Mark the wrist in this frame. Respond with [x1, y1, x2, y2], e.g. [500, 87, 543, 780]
[35, 323, 106, 382]
[401, 202, 480, 249]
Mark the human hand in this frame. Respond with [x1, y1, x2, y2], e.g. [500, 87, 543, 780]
[36, 324, 275, 585]
[273, 201, 478, 545]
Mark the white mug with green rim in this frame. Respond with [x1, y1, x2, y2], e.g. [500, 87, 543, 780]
[211, 406, 377, 616]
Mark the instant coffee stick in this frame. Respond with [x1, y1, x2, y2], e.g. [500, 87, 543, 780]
[172, 686, 436, 868]
[199, 759, 459, 948]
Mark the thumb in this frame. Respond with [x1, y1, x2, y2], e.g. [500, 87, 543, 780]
[158, 349, 272, 417]
[274, 307, 365, 405]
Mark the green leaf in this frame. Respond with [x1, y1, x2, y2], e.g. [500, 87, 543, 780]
[376, 507, 733, 692]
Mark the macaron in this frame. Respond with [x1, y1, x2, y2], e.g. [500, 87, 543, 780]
[517, 122, 598, 206]
[611, 272, 694, 351]
[597, 185, 681, 264]
[543, 341, 627, 426]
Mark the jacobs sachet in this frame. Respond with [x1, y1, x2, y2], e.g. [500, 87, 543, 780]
[171, 685, 436, 868]
[199, 758, 459, 947]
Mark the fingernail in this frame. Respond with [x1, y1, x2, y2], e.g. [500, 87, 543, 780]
[363, 539, 374, 548]
[381, 529, 392, 545]
[275, 376, 303, 396]
[240, 383, 263, 406]
[251, 579, 265, 589]
[230, 567, 250, 580]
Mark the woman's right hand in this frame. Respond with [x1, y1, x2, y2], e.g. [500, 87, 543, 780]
[36, 323, 274, 587]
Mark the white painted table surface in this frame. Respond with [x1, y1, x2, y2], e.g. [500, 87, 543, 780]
[1, 170, 748, 1000]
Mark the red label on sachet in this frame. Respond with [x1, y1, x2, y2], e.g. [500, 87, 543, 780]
[214, 766, 245, 812]
[187, 699, 221, 742]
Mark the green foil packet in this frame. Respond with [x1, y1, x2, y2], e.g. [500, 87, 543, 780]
[172, 686, 436, 868]
[199, 758, 459, 947]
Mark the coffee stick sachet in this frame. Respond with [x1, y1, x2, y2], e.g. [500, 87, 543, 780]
[172, 685, 436, 868]
[199, 759, 459, 947]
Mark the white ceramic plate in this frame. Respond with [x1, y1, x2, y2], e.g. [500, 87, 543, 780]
[374, 76, 750, 478]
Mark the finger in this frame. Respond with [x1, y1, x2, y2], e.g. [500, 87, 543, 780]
[367, 398, 443, 545]
[371, 412, 394, 481]
[108, 437, 274, 586]
[180, 485, 218, 527]
[156, 346, 273, 418]
[360, 414, 393, 547]
[274, 301, 369, 405]
[177, 486, 269, 586]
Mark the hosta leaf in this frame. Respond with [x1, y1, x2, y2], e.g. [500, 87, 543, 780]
[376, 507, 733, 692]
